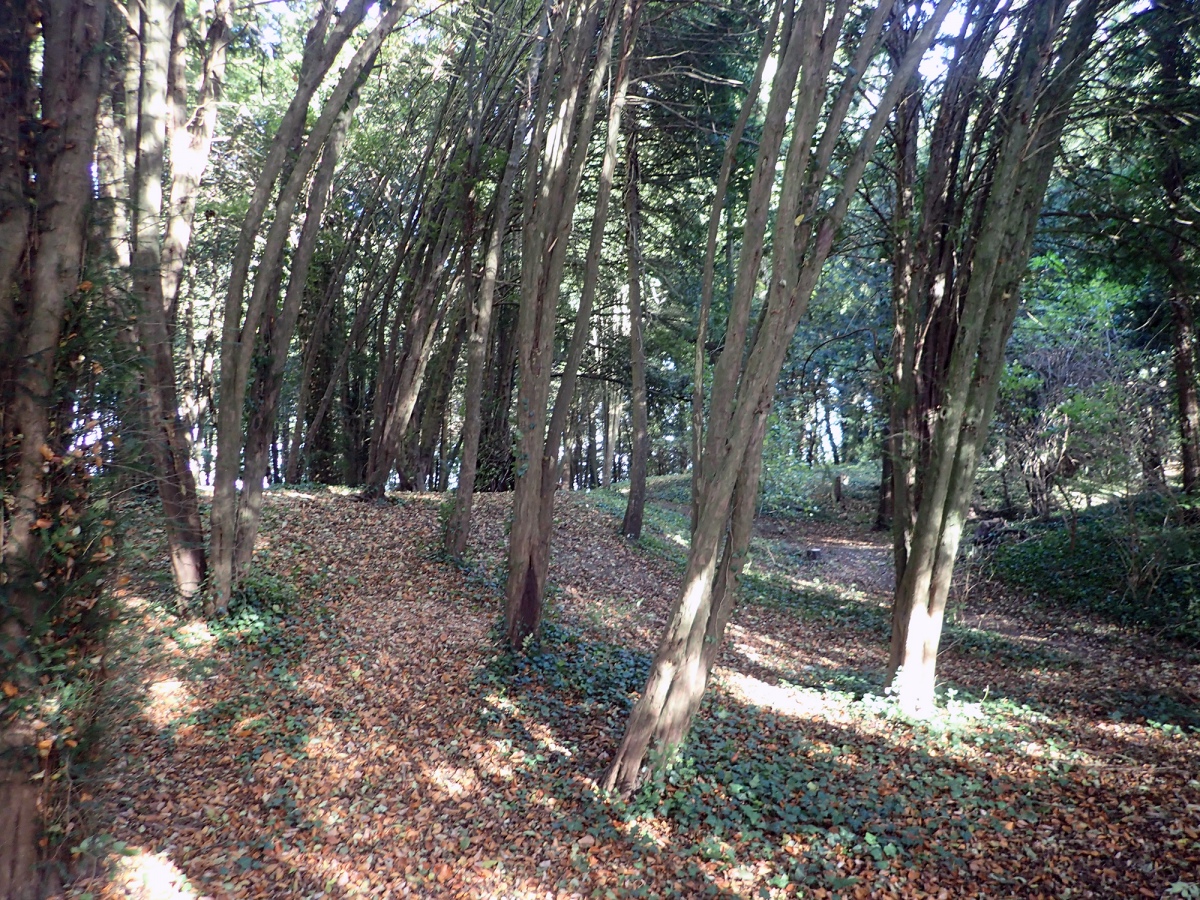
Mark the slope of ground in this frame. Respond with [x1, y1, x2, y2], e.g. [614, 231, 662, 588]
[69, 486, 1199, 899]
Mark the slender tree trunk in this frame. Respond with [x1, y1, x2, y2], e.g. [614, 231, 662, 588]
[586, 387, 600, 488]
[605, 0, 953, 792]
[445, 30, 545, 553]
[506, 0, 634, 643]
[621, 129, 648, 538]
[209, 0, 405, 611]
[233, 87, 359, 575]
[133, 0, 207, 600]
[416, 297, 468, 486]
[162, 0, 230, 323]
[363, 263, 460, 495]
[691, 1, 779, 530]
[603, 388, 621, 487]
[1170, 283, 1200, 495]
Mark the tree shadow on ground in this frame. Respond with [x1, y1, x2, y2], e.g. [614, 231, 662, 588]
[76, 491, 1198, 899]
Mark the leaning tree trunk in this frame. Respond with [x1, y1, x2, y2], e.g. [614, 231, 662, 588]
[444, 19, 546, 554]
[887, 0, 1101, 715]
[234, 87, 359, 575]
[505, 0, 633, 644]
[690, 0, 778, 530]
[132, 0, 207, 600]
[621, 128, 648, 538]
[604, 0, 953, 793]
[209, 0, 406, 611]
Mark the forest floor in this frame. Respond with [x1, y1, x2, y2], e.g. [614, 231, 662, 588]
[69, 480, 1199, 900]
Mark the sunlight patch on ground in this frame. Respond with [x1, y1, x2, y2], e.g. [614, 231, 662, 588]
[719, 670, 840, 720]
[106, 848, 200, 899]
[171, 620, 216, 650]
[143, 679, 195, 729]
[425, 763, 479, 798]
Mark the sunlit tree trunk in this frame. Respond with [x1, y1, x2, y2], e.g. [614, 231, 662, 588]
[162, 0, 229, 324]
[132, 0, 208, 600]
[887, 0, 1102, 714]
[605, 0, 953, 793]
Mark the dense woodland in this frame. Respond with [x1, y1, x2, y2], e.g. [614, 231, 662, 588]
[1, 0, 1198, 896]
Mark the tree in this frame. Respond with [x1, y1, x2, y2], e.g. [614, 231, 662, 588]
[620, 126, 648, 538]
[1059, 0, 1200, 495]
[446, 0, 550, 555]
[208, 0, 409, 611]
[129, 0, 213, 600]
[503, 0, 635, 644]
[886, 0, 1105, 714]
[604, 0, 954, 793]
[0, 0, 107, 891]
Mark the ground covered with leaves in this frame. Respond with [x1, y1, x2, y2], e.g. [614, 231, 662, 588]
[70, 483, 1199, 899]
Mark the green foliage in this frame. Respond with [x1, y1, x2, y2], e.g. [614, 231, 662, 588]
[208, 567, 302, 656]
[483, 622, 653, 718]
[758, 460, 879, 522]
[993, 508, 1200, 640]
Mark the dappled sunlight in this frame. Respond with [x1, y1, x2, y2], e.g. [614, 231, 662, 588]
[85, 491, 1199, 899]
[142, 679, 197, 730]
[102, 847, 201, 899]
[425, 762, 480, 798]
[718, 669, 844, 720]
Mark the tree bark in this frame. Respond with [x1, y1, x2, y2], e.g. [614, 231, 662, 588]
[162, 0, 231, 325]
[887, 0, 1101, 714]
[132, 0, 207, 600]
[691, 0, 778, 530]
[0, 0, 105, 891]
[445, 15, 547, 555]
[621, 128, 648, 538]
[605, 0, 953, 792]
[506, 0, 633, 645]
[209, 0, 407, 610]
[0, 0, 30, 327]
[234, 86, 360, 575]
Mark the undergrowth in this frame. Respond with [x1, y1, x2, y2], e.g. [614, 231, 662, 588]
[993, 509, 1200, 641]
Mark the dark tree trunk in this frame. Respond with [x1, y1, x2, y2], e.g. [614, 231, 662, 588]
[622, 129, 648, 538]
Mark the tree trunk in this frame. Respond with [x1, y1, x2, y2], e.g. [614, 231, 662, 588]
[605, 0, 953, 792]
[209, 0, 405, 611]
[621, 129, 648, 538]
[445, 36, 544, 552]
[363, 261, 460, 496]
[132, 0, 207, 600]
[234, 87, 359, 575]
[0, 0, 30, 324]
[506, 0, 634, 643]
[887, 0, 1101, 714]
[1170, 284, 1200, 495]
[162, 0, 230, 324]
[691, 1, 779, 530]
[0, 0, 105, 891]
